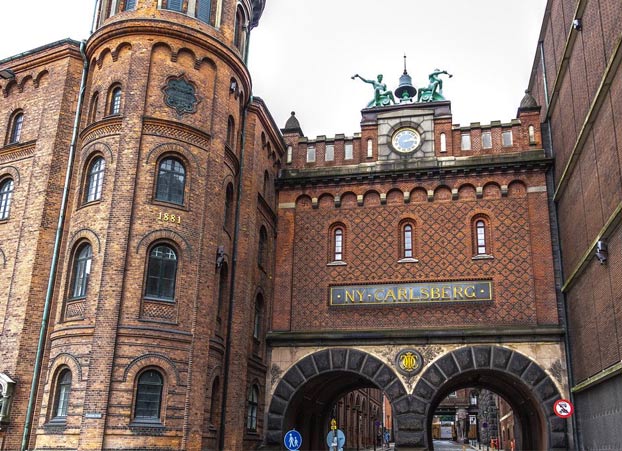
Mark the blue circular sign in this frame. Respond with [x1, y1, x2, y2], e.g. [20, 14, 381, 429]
[284, 429, 302, 451]
[326, 429, 346, 449]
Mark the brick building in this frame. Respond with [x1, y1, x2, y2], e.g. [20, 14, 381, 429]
[526, 0, 622, 449]
[0, 1, 580, 451]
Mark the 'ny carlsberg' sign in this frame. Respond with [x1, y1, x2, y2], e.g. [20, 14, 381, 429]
[330, 280, 492, 306]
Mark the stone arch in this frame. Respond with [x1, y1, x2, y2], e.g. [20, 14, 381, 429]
[406, 345, 567, 450]
[266, 348, 405, 446]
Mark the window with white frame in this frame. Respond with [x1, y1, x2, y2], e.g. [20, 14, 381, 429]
[345, 142, 353, 160]
[325, 144, 334, 162]
[502, 130, 513, 147]
[482, 131, 492, 149]
[461, 133, 471, 150]
[306, 146, 315, 163]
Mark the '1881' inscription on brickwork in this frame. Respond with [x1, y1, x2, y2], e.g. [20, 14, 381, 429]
[330, 281, 492, 306]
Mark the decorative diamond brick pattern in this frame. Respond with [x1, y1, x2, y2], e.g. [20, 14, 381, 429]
[141, 300, 177, 322]
[64, 301, 85, 320]
[291, 199, 537, 330]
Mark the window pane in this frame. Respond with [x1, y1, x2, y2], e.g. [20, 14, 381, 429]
[156, 158, 186, 204]
[135, 370, 163, 419]
[246, 386, 258, 430]
[476, 221, 486, 254]
[502, 131, 513, 147]
[110, 88, 122, 115]
[86, 157, 106, 202]
[306, 146, 315, 163]
[124, 0, 136, 10]
[166, 0, 183, 11]
[440, 133, 446, 152]
[404, 225, 413, 258]
[325, 144, 334, 162]
[334, 229, 343, 261]
[345, 143, 353, 160]
[366, 139, 373, 158]
[145, 245, 177, 300]
[196, 0, 211, 22]
[55, 370, 72, 418]
[286, 145, 292, 164]
[71, 244, 92, 298]
[482, 132, 492, 149]
[10, 113, 23, 143]
[0, 179, 14, 220]
[461, 134, 471, 150]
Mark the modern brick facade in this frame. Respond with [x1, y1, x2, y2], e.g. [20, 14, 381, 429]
[527, 0, 622, 449]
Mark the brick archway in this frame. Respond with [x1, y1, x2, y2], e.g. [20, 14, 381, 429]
[403, 345, 567, 451]
[266, 348, 404, 447]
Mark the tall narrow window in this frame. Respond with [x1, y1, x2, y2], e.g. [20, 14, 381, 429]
[145, 244, 178, 301]
[366, 139, 373, 158]
[85, 157, 106, 203]
[475, 220, 487, 255]
[263, 171, 270, 200]
[333, 228, 343, 261]
[134, 369, 164, 421]
[8, 112, 24, 144]
[258, 227, 267, 268]
[70, 244, 92, 299]
[286, 145, 292, 164]
[325, 144, 334, 162]
[502, 130, 513, 147]
[246, 385, 259, 431]
[88, 92, 99, 123]
[124, 0, 137, 10]
[156, 157, 186, 205]
[403, 224, 413, 258]
[461, 133, 471, 150]
[482, 132, 492, 149]
[306, 146, 316, 163]
[528, 125, 536, 144]
[52, 369, 72, 420]
[165, 0, 183, 11]
[209, 377, 220, 424]
[109, 86, 122, 115]
[226, 116, 235, 149]
[216, 263, 228, 325]
[345, 142, 353, 160]
[440, 133, 446, 152]
[196, 0, 212, 23]
[0, 178, 14, 220]
[234, 6, 247, 52]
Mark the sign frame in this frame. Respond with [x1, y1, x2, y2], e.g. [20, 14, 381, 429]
[553, 399, 574, 418]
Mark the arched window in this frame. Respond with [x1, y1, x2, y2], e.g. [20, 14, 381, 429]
[528, 125, 536, 144]
[0, 178, 14, 220]
[366, 138, 373, 158]
[224, 183, 234, 230]
[145, 244, 178, 301]
[134, 369, 164, 421]
[440, 132, 447, 152]
[258, 227, 267, 268]
[88, 92, 99, 123]
[472, 216, 491, 256]
[123, 0, 137, 11]
[108, 86, 122, 115]
[155, 157, 186, 205]
[286, 145, 292, 164]
[226, 116, 235, 149]
[8, 111, 24, 144]
[164, 0, 183, 11]
[403, 223, 414, 259]
[246, 385, 259, 431]
[85, 157, 106, 203]
[333, 227, 344, 262]
[52, 368, 72, 420]
[70, 243, 93, 299]
[263, 171, 270, 200]
[234, 5, 247, 53]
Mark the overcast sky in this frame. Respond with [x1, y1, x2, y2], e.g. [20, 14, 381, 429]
[0, 0, 547, 138]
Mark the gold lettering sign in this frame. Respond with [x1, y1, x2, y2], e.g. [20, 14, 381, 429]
[330, 281, 492, 306]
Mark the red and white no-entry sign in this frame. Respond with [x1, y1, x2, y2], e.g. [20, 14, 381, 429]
[553, 399, 574, 418]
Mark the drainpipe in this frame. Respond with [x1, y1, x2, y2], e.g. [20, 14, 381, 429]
[20, 40, 89, 451]
[539, 39, 579, 450]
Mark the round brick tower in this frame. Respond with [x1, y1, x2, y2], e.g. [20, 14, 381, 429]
[31, 1, 271, 450]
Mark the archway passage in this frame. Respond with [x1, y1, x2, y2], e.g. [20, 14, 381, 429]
[408, 346, 568, 450]
[266, 348, 405, 450]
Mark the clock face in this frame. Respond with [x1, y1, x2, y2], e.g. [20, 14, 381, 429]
[391, 128, 421, 153]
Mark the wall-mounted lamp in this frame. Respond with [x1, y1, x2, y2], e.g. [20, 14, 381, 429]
[0, 68, 15, 80]
[595, 240, 607, 265]
[572, 18, 582, 31]
[216, 245, 225, 268]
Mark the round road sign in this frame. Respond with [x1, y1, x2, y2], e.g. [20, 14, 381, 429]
[284, 429, 302, 451]
[553, 399, 574, 418]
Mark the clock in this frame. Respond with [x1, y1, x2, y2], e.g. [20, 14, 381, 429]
[391, 128, 421, 153]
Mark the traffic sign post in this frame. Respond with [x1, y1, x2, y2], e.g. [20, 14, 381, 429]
[284, 429, 302, 451]
[553, 399, 574, 418]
